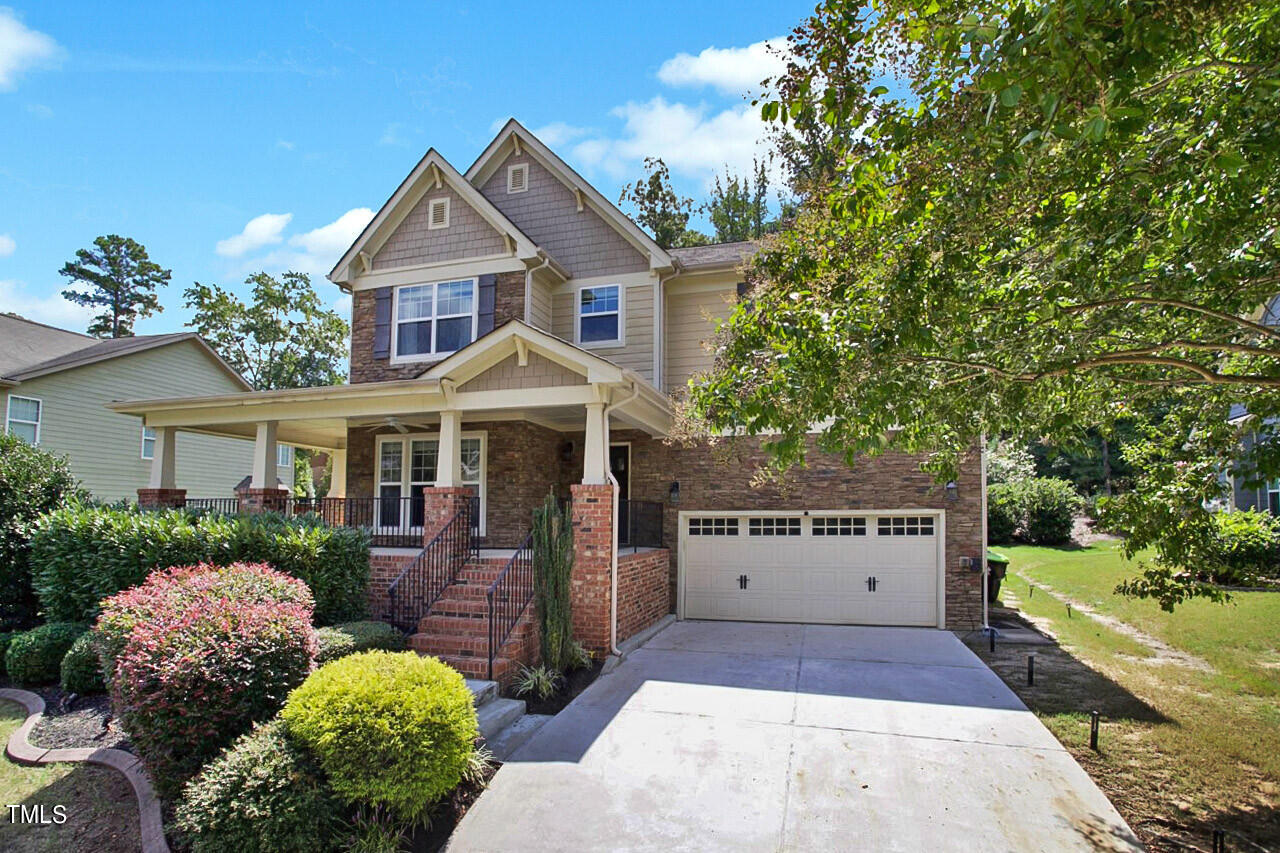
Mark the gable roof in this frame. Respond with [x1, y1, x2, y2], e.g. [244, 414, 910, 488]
[2, 327, 252, 391]
[0, 313, 96, 377]
[465, 119, 675, 273]
[329, 148, 541, 286]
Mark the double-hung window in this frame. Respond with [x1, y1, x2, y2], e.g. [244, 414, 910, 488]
[376, 433, 486, 534]
[577, 284, 622, 346]
[141, 426, 156, 459]
[5, 396, 41, 444]
[277, 444, 293, 467]
[393, 279, 477, 361]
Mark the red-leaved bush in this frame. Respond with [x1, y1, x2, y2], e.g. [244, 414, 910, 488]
[99, 563, 317, 797]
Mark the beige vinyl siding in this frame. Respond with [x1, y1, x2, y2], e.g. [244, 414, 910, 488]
[6, 341, 293, 502]
[529, 276, 553, 332]
[552, 283, 655, 381]
[372, 181, 507, 270]
[664, 286, 737, 396]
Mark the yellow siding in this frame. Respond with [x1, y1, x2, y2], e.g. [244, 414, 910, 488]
[6, 341, 293, 502]
[551, 283, 655, 381]
[664, 286, 737, 396]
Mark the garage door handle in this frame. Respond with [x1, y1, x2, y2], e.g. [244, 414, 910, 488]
[738, 574, 749, 590]
[867, 576, 878, 592]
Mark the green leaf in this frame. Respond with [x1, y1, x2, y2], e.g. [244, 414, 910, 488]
[1000, 84, 1023, 107]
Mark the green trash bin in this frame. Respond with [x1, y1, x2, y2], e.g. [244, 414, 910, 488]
[986, 550, 1009, 603]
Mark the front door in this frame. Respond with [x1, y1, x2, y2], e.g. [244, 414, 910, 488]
[610, 444, 631, 545]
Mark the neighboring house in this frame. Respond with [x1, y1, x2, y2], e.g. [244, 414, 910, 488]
[111, 120, 985, 678]
[1225, 403, 1278, 514]
[0, 313, 293, 502]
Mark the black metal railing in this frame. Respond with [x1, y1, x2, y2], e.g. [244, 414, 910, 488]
[618, 499, 664, 551]
[386, 506, 472, 634]
[185, 497, 241, 514]
[486, 529, 536, 680]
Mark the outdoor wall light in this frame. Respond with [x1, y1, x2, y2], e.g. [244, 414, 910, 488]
[668, 481, 680, 505]
[945, 481, 959, 501]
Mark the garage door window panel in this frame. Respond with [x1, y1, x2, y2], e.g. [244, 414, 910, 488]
[813, 517, 866, 536]
[877, 516, 935, 536]
[689, 517, 739, 536]
[748, 517, 802, 536]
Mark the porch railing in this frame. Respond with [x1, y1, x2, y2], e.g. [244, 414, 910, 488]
[486, 529, 536, 681]
[386, 506, 472, 634]
[618, 499, 664, 552]
[185, 497, 241, 514]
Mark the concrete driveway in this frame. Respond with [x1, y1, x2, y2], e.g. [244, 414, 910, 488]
[450, 621, 1140, 852]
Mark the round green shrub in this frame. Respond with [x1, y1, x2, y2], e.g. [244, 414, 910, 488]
[1208, 510, 1280, 583]
[176, 719, 344, 853]
[315, 621, 404, 664]
[1020, 478, 1083, 545]
[60, 632, 104, 694]
[986, 482, 1020, 544]
[5, 622, 87, 685]
[281, 652, 478, 821]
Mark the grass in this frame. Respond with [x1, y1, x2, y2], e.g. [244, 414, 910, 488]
[982, 541, 1280, 851]
[0, 700, 140, 853]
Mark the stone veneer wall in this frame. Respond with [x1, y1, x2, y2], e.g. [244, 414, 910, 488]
[348, 270, 526, 384]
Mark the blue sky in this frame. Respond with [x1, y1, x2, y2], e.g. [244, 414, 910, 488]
[0, 1, 814, 335]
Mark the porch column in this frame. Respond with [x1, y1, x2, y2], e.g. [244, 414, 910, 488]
[437, 410, 463, 488]
[244, 420, 288, 513]
[326, 449, 347, 498]
[138, 426, 185, 508]
[582, 402, 608, 485]
[570, 483, 614, 655]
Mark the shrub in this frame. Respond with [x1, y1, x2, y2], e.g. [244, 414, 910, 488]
[30, 504, 370, 624]
[281, 652, 478, 821]
[176, 719, 344, 853]
[1206, 510, 1280, 584]
[5, 622, 87, 685]
[108, 564, 316, 797]
[315, 621, 404, 664]
[513, 664, 561, 700]
[0, 632, 11, 677]
[985, 438, 1036, 485]
[986, 482, 1021, 544]
[532, 491, 575, 672]
[0, 434, 83, 630]
[60, 632, 104, 694]
[1020, 478, 1083, 545]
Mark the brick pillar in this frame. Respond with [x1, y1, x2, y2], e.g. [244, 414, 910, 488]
[241, 488, 290, 514]
[421, 486, 472, 545]
[570, 483, 614, 655]
[137, 488, 186, 509]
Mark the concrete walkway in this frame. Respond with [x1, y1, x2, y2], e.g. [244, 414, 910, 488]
[449, 621, 1140, 852]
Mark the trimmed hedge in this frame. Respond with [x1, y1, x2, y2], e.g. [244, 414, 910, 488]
[986, 477, 1083, 546]
[1207, 510, 1280, 584]
[60, 632, 105, 694]
[5, 622, 87, 686]
[30, 505, 370, 625]
[106, 564, 317, 798]
[315, 621, 404, 664]
[176, 719, 344, 853]
[281, 652, 478, 821]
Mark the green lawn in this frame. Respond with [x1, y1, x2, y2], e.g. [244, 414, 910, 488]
[0, 701, 140, 853]
[991, 542, 1280, 849]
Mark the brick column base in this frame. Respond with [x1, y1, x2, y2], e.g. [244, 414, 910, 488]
[422, 486, 472, 545]
[570, 483, 614, 656]
[137, 488, 186, 509]
[241, 488, 290, 514]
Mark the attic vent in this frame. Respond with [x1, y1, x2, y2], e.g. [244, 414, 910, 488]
[507, 163, 529, 194]
[427, 197, 450, 230]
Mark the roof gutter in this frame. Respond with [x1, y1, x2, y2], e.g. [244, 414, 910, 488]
[524, 252, 554, 324]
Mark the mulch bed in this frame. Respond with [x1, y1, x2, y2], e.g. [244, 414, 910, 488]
[515, 661, 603, 716]
[409, 760, 500, 852]
[0, 681, 131, 753]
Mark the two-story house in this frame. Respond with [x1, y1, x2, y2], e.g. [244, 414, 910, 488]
[111, 120, 984, 680]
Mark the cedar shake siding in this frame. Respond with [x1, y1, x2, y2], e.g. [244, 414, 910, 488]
[372, 181, 507, 270]
[478, 151, 650, 279]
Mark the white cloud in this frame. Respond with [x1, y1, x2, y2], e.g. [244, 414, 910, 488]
[657, 37, 791, 97]
[0, 8, 64, 90]
[379, 122, 409, 147]
[276, 139, 295, 150]
[573, 97, 776, 187]
[216, 212, 293, 257]
[0, 233, 14, 256]
[238, 208, 375, 277]
[531, 121, 589, 148]
[0, 280, 93, 330]
[25, 102, 52, 118]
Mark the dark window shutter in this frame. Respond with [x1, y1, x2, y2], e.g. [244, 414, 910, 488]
[373, 287, 392, 360]
[477, 274, 497, 336]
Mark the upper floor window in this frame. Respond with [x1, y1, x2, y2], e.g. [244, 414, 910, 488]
[394, 279, 477, 361]
[278, 444, 293, 467]
[577, 284, 622, 347]
[5, 395, 41, 445]
[141, 426, 156, 459]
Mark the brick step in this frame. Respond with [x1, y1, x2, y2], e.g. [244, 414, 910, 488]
[436, 653, 516, 681]
[427, 597, 493, 618]
[408, 631, 488, 656]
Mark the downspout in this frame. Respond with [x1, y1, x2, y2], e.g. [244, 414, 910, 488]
[980, 433, 990, 634]
[525, 252, 553, 324]
[603, 381, 641, 657]
[652, 267, 677, 388]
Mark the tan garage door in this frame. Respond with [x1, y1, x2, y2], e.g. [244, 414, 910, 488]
[681, 512, 943, 627]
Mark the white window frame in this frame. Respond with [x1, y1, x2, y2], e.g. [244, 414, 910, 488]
[426, 196, 450, 230]
[141, 425, 156, 460]
[277, 444, 293, 467]
[507, 163, 529, 194]
[375, 431, 487, 535]
[5, 395, 42, 445]
[575, 283, 625, 349]
[390, 278, 480, 365]
[1267, 480, 1280, 515]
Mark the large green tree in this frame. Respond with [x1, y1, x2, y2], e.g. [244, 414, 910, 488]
[59, 235, 170, 338]
[704, 158, 796, 242]
[185, 271, 349, 391]
[618, 157, 712, 248]
[687, 0, 1280, 608]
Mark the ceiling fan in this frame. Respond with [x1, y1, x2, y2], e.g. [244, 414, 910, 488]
[356, 416, 436, 433]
